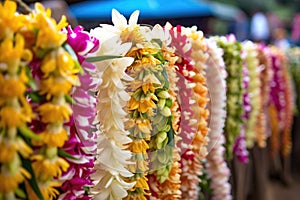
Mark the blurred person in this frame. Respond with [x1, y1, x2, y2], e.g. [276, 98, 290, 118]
[273, 28, 290, 51]
[250, 10, 270, 43]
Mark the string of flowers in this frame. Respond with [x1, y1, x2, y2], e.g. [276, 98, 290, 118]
[89, 19, 137, 198]
[166, 25, 199, 199]
[242, 41, 261, 149]
[233, 54, 250, 164]
[213, 35, 244, 160]
[277, 51, 294, 157]
[205, 38, 232, 200]
[25, 3, 80, 199]
[255, 45, 272, 148]
[58, 25, 100, 200]
[269, 46, 287, 157]
[174, 25, 210, 200]
[145, 25, 182, 200]
[0, 1, 34, 199]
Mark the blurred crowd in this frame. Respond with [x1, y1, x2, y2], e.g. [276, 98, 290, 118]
[232, 9, 300, 50]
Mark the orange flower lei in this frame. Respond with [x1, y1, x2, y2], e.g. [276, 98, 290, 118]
[255, 45, 272, 148]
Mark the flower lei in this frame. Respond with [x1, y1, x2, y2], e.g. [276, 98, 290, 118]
[214, 35, 244, 160]
[269, 47, 288, 157]
[169, 25, 210, 200]
[242, 41, 261, 149]
[58, 26, 99, 200]
[0, 1, 34, 199]
[88, 25, 136, 199]
[145, 25, 181, 200]
[233, 56, 250, 164]
[205, 38, 232, 200]
[255, 44, 272, 148]
[21, 3, 81, 199]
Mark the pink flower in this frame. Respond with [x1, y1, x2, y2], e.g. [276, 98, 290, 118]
[65, 25, 100, 64]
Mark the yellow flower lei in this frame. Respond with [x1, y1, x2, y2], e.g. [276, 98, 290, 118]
[0, 1, 33, 198]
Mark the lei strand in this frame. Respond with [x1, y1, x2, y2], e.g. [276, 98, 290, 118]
[214, 35, 244, 160]
[58, 26, 99, 199]
[0, 1, 34, 198]
[243, 41, 261, 149]
[205, 38, 232, 200]
[255, 45, 272, 148]
[26, 3, 80, 199]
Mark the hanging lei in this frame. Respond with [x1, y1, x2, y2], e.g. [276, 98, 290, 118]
[0, 1, 34, 199]
[205, 38, 232, 200]
[89, 17, 137, 199]
[23, 3, 81, 199]
[146, 25, 181, 200]
[269, 46, 288, 157]
[242, 41, 261, 149]
[168, 24, 210, 200]
[286, 47, 300, 113]
[58, 25, 100, 199]
[255, 44, 272, 148]
[233, 50, 250, 164]
[213, 35, 244, 160]
[276, 50, 294, 157]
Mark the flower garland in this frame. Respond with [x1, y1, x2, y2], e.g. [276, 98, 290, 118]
[58, 25, 100, 200]
[169, 25, 210, 200]
[214, 35, 244, 160]
[24, 3, 80, 199]
[275, 50, 294, 157]
[0, 1, 34, 199]
[166, 25, 198, 199]
[89, 24, 136, 198]
[145, 25, 182, 200]
[242, 41, 261, 149]
[233, 56, 250, 164]
[269, 46, 287, 157]
[205, 38, 232, 200]
[255, 45, 272, 148]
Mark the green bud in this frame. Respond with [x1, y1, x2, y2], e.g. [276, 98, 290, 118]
[157, 98, 166, 110]
[161, 107, 171, 117]
[157, 90, 170, 99]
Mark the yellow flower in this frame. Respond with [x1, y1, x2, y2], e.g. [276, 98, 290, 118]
[39, 76, 75, 99]
[33, 127, 68, 147]
[37, 102, 72, 123]
[31, 154, 69, 181]
[41, 49, 79, 82]
[0, 166, 31, 193]
[0, 74, 27, 99]
[25, 180, 61, 200]
[136, 118, 152, 136]
[0, 136, 32, 163]
[128, 95, 156, 113]
[32, 3, 68, 49]
[0, 106, 32, 128]
[0, 1, 26, 39]
[0, 34, 32, 73]
[128, 139, 149, 154]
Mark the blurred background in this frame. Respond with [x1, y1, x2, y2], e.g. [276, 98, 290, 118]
[21, 0, 300, 199]
[23, 0, 300, 47]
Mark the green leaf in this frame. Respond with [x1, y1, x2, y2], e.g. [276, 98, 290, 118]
[22, 158, 44, 200]
[58, 148, 79, 160]
[18, 126, 41, 140]
[65, 94, 73, 104]
[15, 188, 26, 199]
[27, 91, 42, 103]
[85, 55, 123, 62]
